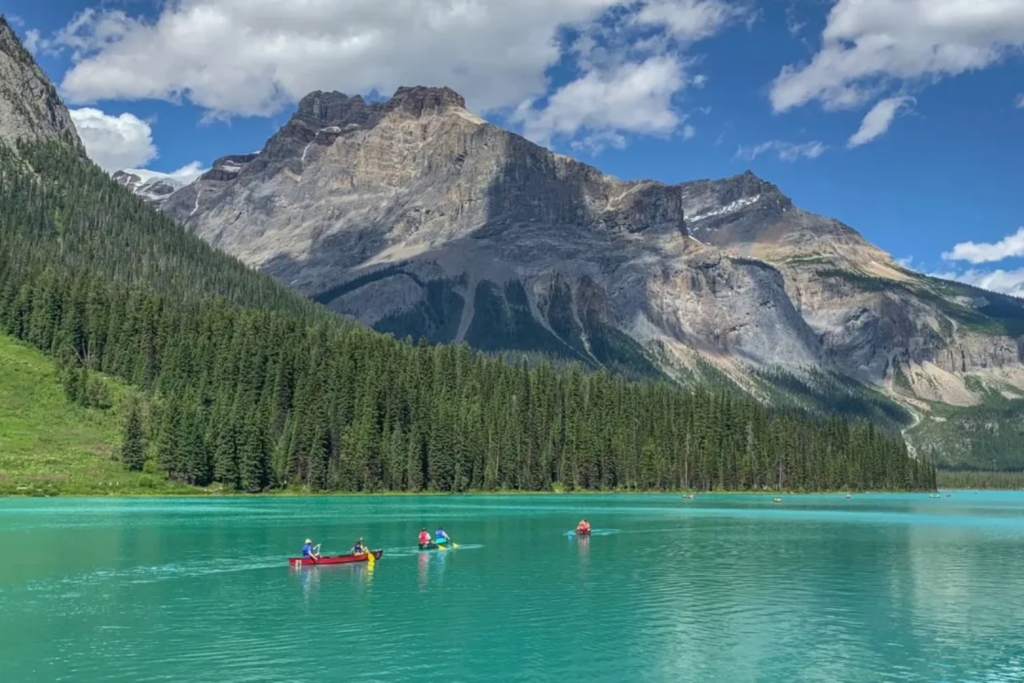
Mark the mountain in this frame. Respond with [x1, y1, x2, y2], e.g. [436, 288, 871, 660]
[0, 23, 931, 493]
[147, 85, 1024, 469]
[112, 169, 188, 209]
[0, 15, 80, 148]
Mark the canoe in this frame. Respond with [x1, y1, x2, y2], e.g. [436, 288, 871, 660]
[289, 550, 383, 567]
[419, 540, 454, 550]
[575, 528, 591, 536]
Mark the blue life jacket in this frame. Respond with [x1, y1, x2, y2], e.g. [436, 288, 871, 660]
[435, 530, 446, 540]
[302, 543, 313, 556]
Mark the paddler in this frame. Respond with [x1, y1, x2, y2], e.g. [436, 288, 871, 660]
[435, 526, 451, 545]
[302, 538, 321, 560]
[351, 537, 366, 554]
[418, 527, 431, 549]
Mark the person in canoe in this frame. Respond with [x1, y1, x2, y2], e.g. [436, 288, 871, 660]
[418, 527, 432, 549]
[434, 526, 452, 545]
[302, 538, 321, 561]
[351, 537, 367, 555]
[576, 519, 591, 535]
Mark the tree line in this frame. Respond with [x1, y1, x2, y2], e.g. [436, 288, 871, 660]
[0, 139, 937, 492]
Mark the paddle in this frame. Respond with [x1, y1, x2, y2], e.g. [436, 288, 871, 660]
[366, 548, 376, 568]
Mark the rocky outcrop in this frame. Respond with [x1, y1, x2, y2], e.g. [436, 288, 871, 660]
[0, 15, 81, 148]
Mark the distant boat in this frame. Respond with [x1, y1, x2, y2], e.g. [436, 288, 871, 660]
[773, 497, 782, 504]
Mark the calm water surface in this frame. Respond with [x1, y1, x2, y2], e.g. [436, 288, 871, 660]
[2, 493, 1024, 682]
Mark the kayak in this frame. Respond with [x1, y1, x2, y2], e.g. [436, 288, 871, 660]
[419, 540, 455, 550]
[289, 550, 383, 567]
[575, 528, 591, 536]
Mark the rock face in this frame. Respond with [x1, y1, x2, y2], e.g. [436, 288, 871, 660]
[157, 84, 1024, 413]
[0, 16, 81, 148]
[162, 86, 825, 377]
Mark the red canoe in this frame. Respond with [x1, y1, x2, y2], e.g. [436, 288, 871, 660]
[576, 528, 591, 536]
[289, 550, 384, 567]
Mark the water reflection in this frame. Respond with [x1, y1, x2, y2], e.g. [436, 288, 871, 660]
[298, 565, 320, 605]
[418, 552, 428, 592]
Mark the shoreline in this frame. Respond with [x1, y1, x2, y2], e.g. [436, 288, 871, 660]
[0, 487, 961, 500]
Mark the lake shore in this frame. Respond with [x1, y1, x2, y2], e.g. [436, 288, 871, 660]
[1, 486, 947, 498]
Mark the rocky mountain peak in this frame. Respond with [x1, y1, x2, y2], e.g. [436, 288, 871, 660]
[0, 15, 82, 148]
[295, 90, 379, 129]
[385, 85, 467, 117]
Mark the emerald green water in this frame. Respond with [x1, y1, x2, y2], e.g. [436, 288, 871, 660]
[2, 493, 1024, 682]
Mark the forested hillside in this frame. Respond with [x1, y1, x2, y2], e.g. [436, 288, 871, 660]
[0, 140, 936, 492]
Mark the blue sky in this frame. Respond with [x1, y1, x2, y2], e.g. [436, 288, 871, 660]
[6, 0, 1024, 295]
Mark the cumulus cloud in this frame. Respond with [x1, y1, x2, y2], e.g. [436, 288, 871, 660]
[770, 0, 1024, 114]
[932, 268, 1024, 298]
[69, 107, 157, 172]
[633, 0, 750, 41]
[45, 0, 746, 149]
[735, 139, 826, 162]
[513, 55, 686, 148]
[895, 255, 915, 269]
[682, 123, 696, 139]
[847, 95, 913, 147]
[69, 107, 206, 183]
[942, 227, 1024, 265]
[22, 28, 41, 55]
[161, 161, 210, 185]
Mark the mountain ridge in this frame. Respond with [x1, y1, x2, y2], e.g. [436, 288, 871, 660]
[102, 85, 1024, 470]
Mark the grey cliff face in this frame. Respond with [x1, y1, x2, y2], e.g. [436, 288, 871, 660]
[0, 16, 81, 148]
[156, 83, 1024, 408]
[161, 85, 821, 376]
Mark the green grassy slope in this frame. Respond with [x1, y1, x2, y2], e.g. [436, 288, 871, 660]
[0, 334, 191, 495]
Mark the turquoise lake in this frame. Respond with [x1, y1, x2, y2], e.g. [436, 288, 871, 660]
[2, 493, 1024, 682]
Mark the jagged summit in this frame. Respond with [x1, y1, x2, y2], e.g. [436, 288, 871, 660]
[387, 85, 467, 116]
[294, 85, 471, 129]
[0, 15, 82, 148]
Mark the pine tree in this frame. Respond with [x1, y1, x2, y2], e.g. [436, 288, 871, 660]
[120, 398, 147, 471]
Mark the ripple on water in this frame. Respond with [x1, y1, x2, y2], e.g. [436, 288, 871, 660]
[3, 494, 1024, 682]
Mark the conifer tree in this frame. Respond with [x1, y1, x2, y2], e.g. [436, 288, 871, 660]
[120, 398, 147, 471]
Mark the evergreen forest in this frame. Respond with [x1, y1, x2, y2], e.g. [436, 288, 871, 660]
[0, 140, 937, 493]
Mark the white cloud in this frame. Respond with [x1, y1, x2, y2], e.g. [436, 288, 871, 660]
[938, 268, 1024, 298]
[633, 0, 750, 41]
[68, 107, 206, 183]
[514, 55, 686, 148]
[683, 123, 696, 139]
[942, 226, 1024, 265]
[46, 0, 745, 148]
[847, 95, 913, 147]
[22, 28, 40, 55]
[735, 139, 826, 162]
[769, 0, 1024, 114]
[896, 255, 915, 269]
[1015, 92, 1024, 108]
[164, 161, 210, 185]
[69, 107, 157, 172]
